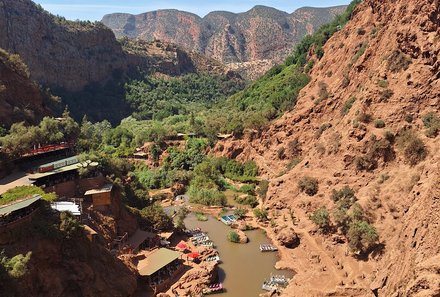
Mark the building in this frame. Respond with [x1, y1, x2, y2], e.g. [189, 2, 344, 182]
[84, 184, 114, 209]
[137, 248, 183, 291]
[0, 195, 42, 243]
[28, 156, 99, 197]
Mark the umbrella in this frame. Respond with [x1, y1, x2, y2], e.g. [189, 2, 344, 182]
[187, 252, 200, 259]
[176, 241, 188, 250]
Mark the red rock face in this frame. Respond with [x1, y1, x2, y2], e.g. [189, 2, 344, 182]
[0, 50, 49, 126]
[102, 5, 347, 64]
[214, 0, 440, 296]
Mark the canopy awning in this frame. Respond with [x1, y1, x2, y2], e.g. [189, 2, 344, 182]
[127, 229, 156, 251]
[137, 248, 181, 276]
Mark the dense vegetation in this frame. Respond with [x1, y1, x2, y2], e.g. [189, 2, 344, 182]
[126, 74, 244, 121]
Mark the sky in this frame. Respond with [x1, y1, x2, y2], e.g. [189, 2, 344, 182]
[33, 0, 350, 21]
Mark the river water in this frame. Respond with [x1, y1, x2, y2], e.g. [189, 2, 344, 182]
[184, 214, 293, 297]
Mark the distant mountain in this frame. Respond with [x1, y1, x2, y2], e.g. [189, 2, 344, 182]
[102, 5, 347, 65]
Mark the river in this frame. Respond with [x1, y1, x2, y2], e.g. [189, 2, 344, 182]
[184, 213, 293, 297]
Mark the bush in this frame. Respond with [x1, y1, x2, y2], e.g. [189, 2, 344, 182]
[356, 112, 373, 123]
[397, 130, 427, 165]
[377, 80, 388, 88]
[234, 207, 247, 218]
[374, 119, 385, 128]
[239, 184, 256, 195]
[287, 138, 302, 156]
[331, 186, 357, 209]
[422, 112, 440, 138]
[139, 203, 173, 231]
[227, 231, 240, 243]
[347, 220, 379, 253]
[257, 180, 269, 200]
[315, 123, 331, 139]
[387, 50, 411, 72]
[188, 186, 227, 206]
[310, 207, 331, 231]
[59, 212, 84, 239]
[234, 195, 258, 208]
[298, 176, 319, 196]
[195, 213, 208, 221]
[253, 208, 269, 222]
[0, 251, 32, 279]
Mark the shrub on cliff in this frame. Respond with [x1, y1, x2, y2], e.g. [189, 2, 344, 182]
[0, 251, 32, 279]
[298, 176, 319, 196]
[253, 208, 269, 222]
[331, 186, 357, 209]
[397, 129, 427, 165]
[310, 207, 331, 231]
[422, 112, 440, 138]
[347, 220, 379, 253]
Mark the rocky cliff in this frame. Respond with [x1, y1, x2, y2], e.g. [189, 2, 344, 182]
[0, 0, 242, 124]
[214, 0, 439, 296]
[102, 5, 347, 66]
[0, 48, 49, 127]
[0, 0, 237, 93]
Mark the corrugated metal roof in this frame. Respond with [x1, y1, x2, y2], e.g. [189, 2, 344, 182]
[50, 201, 81, 216]
[137, 248, 181, 276]
[28, 161, 98, 180]
[0, 195, 41, 216]
[84, 184, 113, 196]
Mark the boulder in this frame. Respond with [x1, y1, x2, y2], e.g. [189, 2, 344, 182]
[276, 228, 300, 249]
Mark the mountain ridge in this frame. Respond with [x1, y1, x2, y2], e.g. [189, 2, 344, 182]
[102, 5, 347, 65]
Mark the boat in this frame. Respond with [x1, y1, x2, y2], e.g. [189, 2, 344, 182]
[270, 274, 290, 285]
[202, 283, 223, 294]
[259, 244, 278, 252]
[191, 236, 210, 243]
[186, 228, 202, 235]
[199, 240, 215, 248]
[205, 255, 220, 262]
[191, 232, 207, 239]
[262, 280, 278, 292]
[262, 274, 290, 292]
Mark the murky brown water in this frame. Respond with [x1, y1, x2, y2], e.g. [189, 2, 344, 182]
[184, 214, 293, 297]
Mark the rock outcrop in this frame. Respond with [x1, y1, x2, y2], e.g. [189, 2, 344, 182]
[276, 228, 300, 249]
[215, 0, 440, 295]
[0, 48, 49, 126]
[102, 5, 347, 66]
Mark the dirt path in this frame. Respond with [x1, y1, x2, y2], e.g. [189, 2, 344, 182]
[0, 171, 32, 195]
